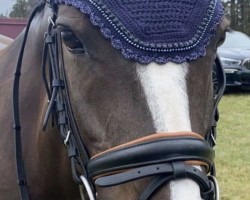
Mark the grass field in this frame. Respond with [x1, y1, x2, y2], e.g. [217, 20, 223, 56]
[216, 92, 250, 200]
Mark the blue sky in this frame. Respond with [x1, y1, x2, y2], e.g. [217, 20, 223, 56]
[0, 0, 16, 15]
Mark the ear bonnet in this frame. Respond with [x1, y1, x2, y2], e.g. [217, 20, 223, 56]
[52, 0, 224, 64]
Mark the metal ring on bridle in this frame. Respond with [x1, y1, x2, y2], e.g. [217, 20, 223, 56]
[209, 176, 220, 200]
[80, 175, 96, 200]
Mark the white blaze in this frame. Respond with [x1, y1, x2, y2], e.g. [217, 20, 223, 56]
[136, 62, 202, 200]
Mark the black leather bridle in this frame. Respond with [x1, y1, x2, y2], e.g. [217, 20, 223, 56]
[12, 1, 225, 200]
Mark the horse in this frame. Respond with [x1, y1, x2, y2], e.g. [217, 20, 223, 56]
[0, 0, 229, 200]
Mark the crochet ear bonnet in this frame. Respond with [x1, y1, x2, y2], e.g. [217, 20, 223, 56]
[52, 0, 224, 64]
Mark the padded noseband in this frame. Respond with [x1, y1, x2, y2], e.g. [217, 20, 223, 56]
[87, 132, 216, 200]
[88, 132, 214, 178]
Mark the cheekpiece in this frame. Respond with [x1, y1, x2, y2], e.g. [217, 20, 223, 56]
[52, 0, 224, 64]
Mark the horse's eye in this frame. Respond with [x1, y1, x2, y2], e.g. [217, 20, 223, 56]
[61, 30, 85, 54]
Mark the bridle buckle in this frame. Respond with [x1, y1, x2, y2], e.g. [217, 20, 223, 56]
[64, 131, 71, 145]
[48, 16, 56, 27]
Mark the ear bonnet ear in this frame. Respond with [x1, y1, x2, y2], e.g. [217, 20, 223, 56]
[52, 0, 224, 64]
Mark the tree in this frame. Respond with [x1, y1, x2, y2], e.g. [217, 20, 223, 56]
[0, 13, 7, 19]
[9, 0, 37, 18]
[222, 0, 250, 35]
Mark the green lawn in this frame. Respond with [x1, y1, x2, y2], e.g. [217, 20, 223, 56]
[216, 93, 250, 200]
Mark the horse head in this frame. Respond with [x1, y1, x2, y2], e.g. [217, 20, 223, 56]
[0, 0, 229, 200]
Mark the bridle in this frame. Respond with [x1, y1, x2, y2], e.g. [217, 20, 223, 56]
[12, 2, 225, 199]
[12, 1, 225, 200]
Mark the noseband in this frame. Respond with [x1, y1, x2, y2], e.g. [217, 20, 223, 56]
[12, 1, 225, 200]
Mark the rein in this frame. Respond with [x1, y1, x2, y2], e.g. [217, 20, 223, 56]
[12, 2, 49, 199]
[12, 1, 225, 200]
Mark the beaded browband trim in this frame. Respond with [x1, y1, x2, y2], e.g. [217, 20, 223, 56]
[53, 0, 224, 64]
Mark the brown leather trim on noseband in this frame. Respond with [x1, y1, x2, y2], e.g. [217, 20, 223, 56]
[92, 131, 203, 159]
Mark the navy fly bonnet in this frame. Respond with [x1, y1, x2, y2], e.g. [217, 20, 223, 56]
[52, 0, 224, 64]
